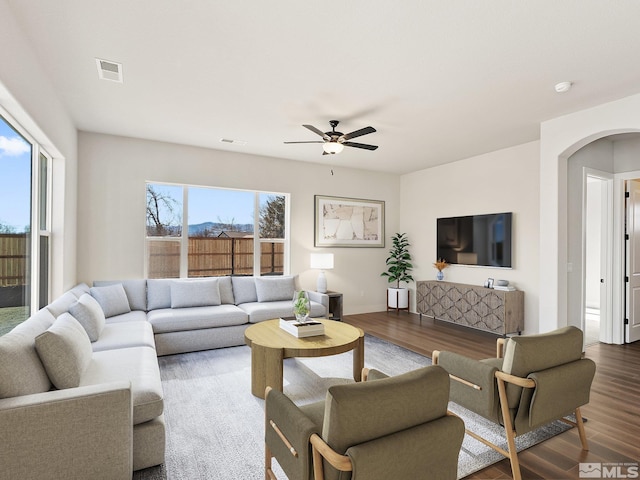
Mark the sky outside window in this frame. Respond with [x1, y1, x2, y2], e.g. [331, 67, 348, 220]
[0, 117, 31, 233]
[188, 187, 254, 227]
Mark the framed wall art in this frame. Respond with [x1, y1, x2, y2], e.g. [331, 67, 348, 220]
[314, 195, 385, 248]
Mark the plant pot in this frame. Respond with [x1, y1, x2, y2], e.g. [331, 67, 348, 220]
[387, 287, 409, 309]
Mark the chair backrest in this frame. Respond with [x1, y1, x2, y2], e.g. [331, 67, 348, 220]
[321, 365, 462, 480]
[500, 326, 596, 432]
[501, 326, 584, 378]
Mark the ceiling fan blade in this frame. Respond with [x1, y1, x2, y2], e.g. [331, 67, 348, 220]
[343, 141, 378, 151]
[284, 141, 324, 144]
[341, 126, 376, 141]
[303, 124, 330, 140]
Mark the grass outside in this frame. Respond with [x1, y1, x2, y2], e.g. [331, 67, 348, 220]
[0, 306, 29, 336]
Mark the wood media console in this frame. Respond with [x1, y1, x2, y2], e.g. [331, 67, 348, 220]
[416, 280, 524, 336]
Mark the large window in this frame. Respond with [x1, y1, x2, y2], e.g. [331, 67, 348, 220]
[146, 183, 288, 278]
[0, 113, 51, 336]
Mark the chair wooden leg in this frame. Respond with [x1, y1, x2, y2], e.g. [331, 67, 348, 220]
[575, 407, 589, 450]
[312, 444, 325, 480]
[265, 443, 276, 480]
[497, 377, 522, 480]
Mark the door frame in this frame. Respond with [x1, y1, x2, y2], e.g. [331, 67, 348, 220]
[582, 168, 614, 343]
[613, 170, 640, 343]
[621, 172, 640, 343]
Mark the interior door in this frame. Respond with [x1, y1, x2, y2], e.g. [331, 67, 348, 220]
[626, 179, 640, 343]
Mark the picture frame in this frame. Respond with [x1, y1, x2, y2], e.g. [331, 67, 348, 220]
[314, 195, 385, 248]
[485, 278, 494, 289]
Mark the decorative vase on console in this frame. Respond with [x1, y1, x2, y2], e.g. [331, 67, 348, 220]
[292, 290, 311, 323]
[433, 258, 449, 281]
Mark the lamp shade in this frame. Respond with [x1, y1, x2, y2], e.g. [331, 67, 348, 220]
[310, 253, 334, 270]
[322, 142, 344, 155]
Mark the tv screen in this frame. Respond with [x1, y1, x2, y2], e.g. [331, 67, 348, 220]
[436, 212, 512, 268]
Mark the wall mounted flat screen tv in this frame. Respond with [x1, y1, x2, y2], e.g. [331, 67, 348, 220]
[436, 212, 513, 268]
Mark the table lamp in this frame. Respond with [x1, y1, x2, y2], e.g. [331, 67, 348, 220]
[310, 253, 334, 293]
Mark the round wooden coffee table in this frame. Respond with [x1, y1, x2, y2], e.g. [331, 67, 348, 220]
[244, 319, 365, 398]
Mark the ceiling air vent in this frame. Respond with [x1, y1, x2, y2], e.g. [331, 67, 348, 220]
[95, 58, 123, 83]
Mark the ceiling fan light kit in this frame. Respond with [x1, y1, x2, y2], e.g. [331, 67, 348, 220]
[323, 142, 344, 155]
[285, 120, 378, 155]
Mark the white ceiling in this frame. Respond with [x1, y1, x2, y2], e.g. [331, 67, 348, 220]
[7, 0, 640, 174]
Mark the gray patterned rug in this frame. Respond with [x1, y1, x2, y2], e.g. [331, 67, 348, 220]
[134, 334, 570, 479]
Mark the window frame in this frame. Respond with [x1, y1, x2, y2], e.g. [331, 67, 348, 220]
[144, 182, 290, 278]
[0, 108, 52, 314]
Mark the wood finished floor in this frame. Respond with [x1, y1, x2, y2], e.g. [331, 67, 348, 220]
[343, 311, 640, 480]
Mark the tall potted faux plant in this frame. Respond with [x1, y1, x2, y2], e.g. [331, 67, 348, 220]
[381, 233, 414, 311]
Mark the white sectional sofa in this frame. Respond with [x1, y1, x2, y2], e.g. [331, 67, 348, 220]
[0, 275, 328, 479]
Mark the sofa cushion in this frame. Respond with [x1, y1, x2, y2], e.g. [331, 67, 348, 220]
[218, 276, 235, 304]
[239, 300, 325, 323]
[81, 346, 163, 425]
[90, 284, 132, 318]
[69, 293, 106, 341]
[46, 291, 80, 318]
[231, 276, 258, 304]
[35, 313, 93, 389]
[254, 276, 295, 302]
[91, 321, 156, 352]
[105, 310, 149, 324]
[0, 308, 54, 398]
[68, 282, 91, 298]
[170, 278, 221, 308]
[93, 279, 148, 311]
[147, 305, 248, 333]
[147, 278, 173, 311]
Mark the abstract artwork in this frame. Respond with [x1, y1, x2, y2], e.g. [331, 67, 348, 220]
[314, 195, 385, 247]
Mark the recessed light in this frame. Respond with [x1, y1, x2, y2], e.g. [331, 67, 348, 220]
[554, 81, 572, 93]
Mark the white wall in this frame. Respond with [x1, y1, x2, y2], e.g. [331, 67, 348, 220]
[540, 92, 640, 333]
[566, 140, 614, 328]
[400, 141, 540, 333]
[77, 132, 400, 314]
[0, 0, 78, 298]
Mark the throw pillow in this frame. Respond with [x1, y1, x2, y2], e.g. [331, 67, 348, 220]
[231, 276, 258, 304]
[0, 309, 55, 398]
[218, 276, 235, 305]
[147, 278, 172, 310]
[93, 279, 147, 311]
[170, 278, 221, 308]
[69, 293, 106, 341]
[254, 276, 296, 302]
[89, 284, 131, 318]
[35, 313, 93, 389]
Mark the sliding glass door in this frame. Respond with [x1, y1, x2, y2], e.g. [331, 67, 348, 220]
[0, 114, 50, 335]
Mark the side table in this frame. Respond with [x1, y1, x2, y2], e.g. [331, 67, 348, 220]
[326, 291, 343, 321]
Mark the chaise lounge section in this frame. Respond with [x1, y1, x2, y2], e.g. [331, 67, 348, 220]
[0, 275, 328, 478]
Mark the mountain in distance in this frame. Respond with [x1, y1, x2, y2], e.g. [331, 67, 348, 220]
[188, 222, 253, 236]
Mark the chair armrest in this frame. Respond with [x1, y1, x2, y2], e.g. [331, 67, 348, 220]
[307, 291, 329, 314]
[265, 387, 319, 480]
[497, 338, 507, 358]
[310, 433, 352, 476]
[527, 358, 596, 429]
[0, 381, 133, 479]
[434, 350, 501, 422]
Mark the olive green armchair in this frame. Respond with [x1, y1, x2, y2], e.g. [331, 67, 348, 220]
[433, 326, 596, 480]
[264, 365, 465, 480]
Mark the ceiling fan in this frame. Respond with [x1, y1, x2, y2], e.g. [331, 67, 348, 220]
[284, 120, 378, 155]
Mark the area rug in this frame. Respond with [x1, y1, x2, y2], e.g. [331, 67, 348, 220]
[134, 335, 570, 480]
